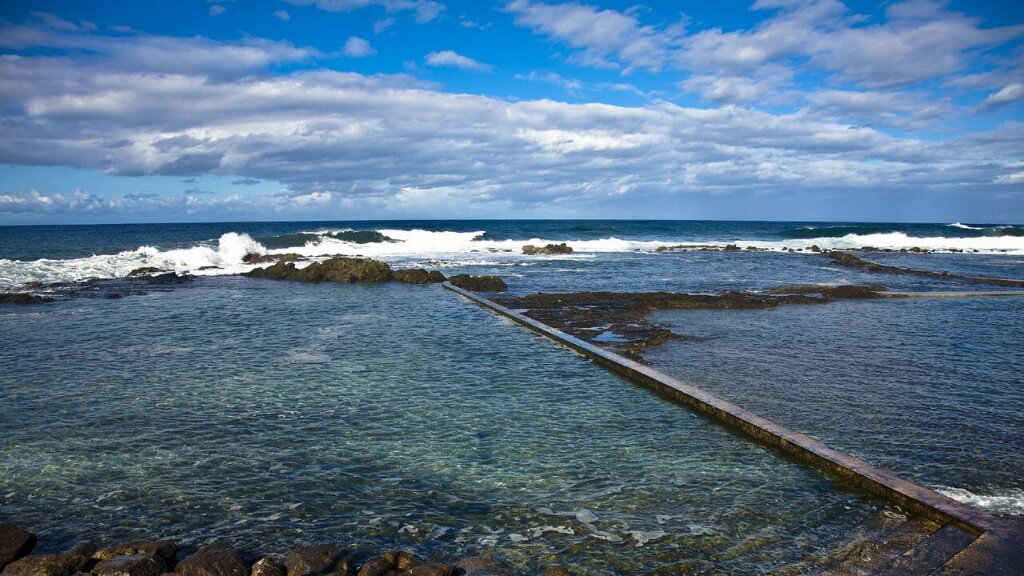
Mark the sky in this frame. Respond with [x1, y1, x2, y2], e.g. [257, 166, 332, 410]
[0, 0, 1022, 224]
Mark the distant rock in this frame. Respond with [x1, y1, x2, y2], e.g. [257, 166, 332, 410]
[174, 544, 246, 576]
[242, 254, 304, 265]
[522, 243, 572, 255]
[91, 554, 166, 576]
[0, 526, 37, 570]
[282, 545, 355, 576]
[127, 267, 164, 277]
[392, 269, 446, 284]
[448, 275, 508, 292]
[0, 293, 54, 305]
[246, 257, 392, 283]
[3, 554, 87, 576]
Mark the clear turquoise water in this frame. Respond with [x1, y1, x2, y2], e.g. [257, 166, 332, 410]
[1, 220, 1023, 572]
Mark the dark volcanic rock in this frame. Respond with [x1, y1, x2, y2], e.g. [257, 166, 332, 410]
[4, 555, 87, 576]
[91, 554, 166, 576]
[392, 269, 446, 284]
[283, 545, 354, 576]
[174, 544, 245, 576]
[828, 250, 1024, 288]
[355, 551, 422, 576]
[248, 558, 282, 576]
[405, 566, 456, 576]
[242, 253, 304, 265]
[65, 542, 97, 561]
[0, 293, 54, 304]
[0, 526, 37, 570]
[94, 542, 176, 567]
[522, 243, 572, 255]
[128, 267, 164, 277]
[452, 555, 504, 575]
[448, 275, 508, 292]
[247, 258, 392, 283]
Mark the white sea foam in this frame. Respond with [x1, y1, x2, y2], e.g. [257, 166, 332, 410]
[935, 486, 1024, 516]
[948, 222, 984, 230]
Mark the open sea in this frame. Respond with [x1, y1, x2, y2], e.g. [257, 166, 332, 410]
[1, 220, 1023, 574]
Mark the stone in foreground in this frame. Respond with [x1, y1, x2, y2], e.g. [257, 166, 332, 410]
[0, 526, 37, 571]
[448, 275, 508, 292]
[392, 269, 446, 284]
[91, 554, 166, 576]
[174, 544, 246, 576]
[3, 555, 87, 576]
[93, 542, 176, 566]
[283, 545, 354, 576]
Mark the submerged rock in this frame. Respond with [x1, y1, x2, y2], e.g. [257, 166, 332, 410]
[0, 293, 54, 305]
[3, 555, 87, 576]
[448, 275, 508, 292]
[522, 243, 572, 255]
[91, 554, 166, 576]
[127, 267, 164, 277]
[828, 250, 1024, 288]
[283, 545, 355, 576]
[392, 269, 446, 284]
[174, 544, 246, 576]
[0, 526, 37, 570]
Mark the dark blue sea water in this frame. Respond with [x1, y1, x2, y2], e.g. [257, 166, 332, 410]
[1, 220, 1022, 573]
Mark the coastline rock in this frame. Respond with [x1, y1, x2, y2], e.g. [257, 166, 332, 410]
[522, 243, 572, 255]
[0, 293, 54, 305]
[283, 545, 355, 576]
[248, 559, 282, 576]
[452, 555, 504, 575]
[127, 268, 164, 277]
[247, 258, 392, 284]
[66, 543, 97, 561]
[94, 542, 176, 567]
[91, 554, 166, 576]
[242, 254, 304, 265]
[448, 275, 508, 293]
[174, 544, 246, 576]
[4, 555, 87, 576]
[405, 566, 456, 576]
[392, 269, 446, 284]
[0, 526, 37, 570]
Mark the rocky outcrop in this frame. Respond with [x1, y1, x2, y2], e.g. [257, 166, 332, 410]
[246, 258, 392, 283]
[242, 254, 304, 265]
[392, 269, 446, 284]
[0, 526, 36, 570]
[91, 554, 166, 576]
[448, 275, 508, 293]
[283, 545, 354, 576]
[828, 251, 1024, 287]
[174, 544, 246, 576]
[3, 554, 87, 576]
[127, 267, 164, 277]
[0, 293, 54, 304]
[522, 243, 572, 255]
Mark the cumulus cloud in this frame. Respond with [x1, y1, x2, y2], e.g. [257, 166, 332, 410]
[0, 24, 1021, 219]
[274, 10, 291, 21]
[342, 36, 376, 57]
[424, 50, 492, 71]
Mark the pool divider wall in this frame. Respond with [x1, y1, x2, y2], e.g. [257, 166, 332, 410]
[442, 282, 1024, 575]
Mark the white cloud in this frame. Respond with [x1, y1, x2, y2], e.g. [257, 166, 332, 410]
[516, 71, 582, 96]
[424, 50, 492, 71]
[374, 17, 394, 33]
[209, 5, 227, 16]
[342, 36, 376, 57]
[287, 0, 445, 23]
[274, 10, 291, 21]
[980, 83, 1024, 111]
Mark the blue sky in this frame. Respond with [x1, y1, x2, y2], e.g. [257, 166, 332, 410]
[0, 0, 1022, 224]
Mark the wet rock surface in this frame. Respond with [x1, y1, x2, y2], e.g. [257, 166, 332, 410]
[175, 544, 246, 576]
[521, 243, 572, 255]
[827, 251, 1024, 287]
[91, 554, 166, 576]
[493, 285, 888, 360]
[392, 269, 446, 284]
[3, 554, 87, 576]
[0, 526, 37, 570]
[282, 545, 354, 576]
[93, 542, 176, 567]
[245, 257, 446, 287]
[0, 293, 54, 304]
[447, 275, 508, 293]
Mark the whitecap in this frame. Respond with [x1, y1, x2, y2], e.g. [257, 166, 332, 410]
[935, 486, 1024, 516]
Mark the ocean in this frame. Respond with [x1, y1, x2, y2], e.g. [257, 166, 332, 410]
[1, 220, 1022, 573]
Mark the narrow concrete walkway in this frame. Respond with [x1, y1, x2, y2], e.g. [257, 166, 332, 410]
[443, 282, 1024, 575]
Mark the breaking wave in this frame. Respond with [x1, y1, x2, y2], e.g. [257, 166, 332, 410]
[935, 486, 1024, 516]
[3, 227, 1024, 290]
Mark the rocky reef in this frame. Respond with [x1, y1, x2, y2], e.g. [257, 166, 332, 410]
[521, 243, 572, 255]
[0, 526, 493, 576]
[447, 275, 508, 292]
[246, 257, 445, 285]
[493, 285, 889, 360]
[827, 251, 1024, 288]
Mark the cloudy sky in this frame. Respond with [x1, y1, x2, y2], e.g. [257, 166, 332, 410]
[0, 0, 1022, 224]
